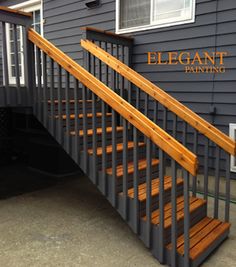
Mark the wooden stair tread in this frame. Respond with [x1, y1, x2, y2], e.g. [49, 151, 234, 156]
[48, 99, 94, 104]
[55, 113, 112, 120]
[106, 158, 159, 177]
[126, 176, 183, 202]
[70, 126, 123, 137]
[142, 196, 206, 229]
[88, 141, 145, 156]
[166, 217, 230, 260]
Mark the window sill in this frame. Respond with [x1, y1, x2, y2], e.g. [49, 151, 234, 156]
[116, 17, 195, 35]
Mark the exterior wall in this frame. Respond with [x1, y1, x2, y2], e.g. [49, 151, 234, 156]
[0, 0, 235, 133]
[41, 0, 236, 136]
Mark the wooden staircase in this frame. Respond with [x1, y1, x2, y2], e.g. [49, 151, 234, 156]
[1, 8, 235, 267]
[50, 100, 230, 267]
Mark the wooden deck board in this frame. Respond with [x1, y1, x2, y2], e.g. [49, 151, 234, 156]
[106, 158, 159, 177]
[70, 126, 123, 137]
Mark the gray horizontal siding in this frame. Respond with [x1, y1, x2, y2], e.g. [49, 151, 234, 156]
[0, 0, 235, 137]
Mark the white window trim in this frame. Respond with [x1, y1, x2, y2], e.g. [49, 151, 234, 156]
[116, 0, 196, 34]
[230, 124, 236, 173]
[10, 0, 44, 37]
[5, 0, 43, 85]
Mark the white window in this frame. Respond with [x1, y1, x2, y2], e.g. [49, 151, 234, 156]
[6, 0, 43, 85]
[116, 0, 196, 34]
[230, 124, 236, 173]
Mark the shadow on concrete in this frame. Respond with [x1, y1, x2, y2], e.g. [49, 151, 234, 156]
[0, 162, 79, 200]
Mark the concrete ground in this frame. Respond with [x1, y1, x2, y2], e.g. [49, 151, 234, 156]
[0, 164, 236, 267]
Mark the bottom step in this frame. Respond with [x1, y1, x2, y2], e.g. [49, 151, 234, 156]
[166, 217, 230, 266]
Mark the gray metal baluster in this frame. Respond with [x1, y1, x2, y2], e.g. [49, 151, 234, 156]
[13, 24, 21, 105]
[112, 110, 117, 207]
[204, 138, 209, 201]
[136, 87, 140, 109]
[182, 122, 187, 177]
[171, 159, 177, 267]
[192, 129, 198, 197]
[102, 99, 107, 195]
[57, 64, 63, 144]
[104, 42, 109, 86]
[115, 44, 120, 95]
[144, 93, 149, 117]
[92, 91, 98, 185]
[182, 121, 187, 146]
[214, 146, 221, 219]
[36, 46, 42, 120]
[127, 46, 132, 104]
[111, 44, 115, 92]
[23, 26, 35, 106]
[158, 149, 165, 263]
[163, 107, 167, 131]
[65, 71, 70, 154]
[154, 101, 158, 124]
[120, 45, 125, 98]
[225, 153, 231, 222]
[42, 52, 48, 128]
[133, 127, 139, 234]
[183, 170, 190, 267]
[82, 84, 88, 173]
[123, 119, 128, 220]
[2, 22, 9, 105]
[74, 77, 79, 164]
[146, 138, 152, 248]
[173, 114, 177, 138]
[49, 58, 55, 135]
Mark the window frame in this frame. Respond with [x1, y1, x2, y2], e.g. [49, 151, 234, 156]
[230, 124, 236, 173]
[116, 0, 196, 34]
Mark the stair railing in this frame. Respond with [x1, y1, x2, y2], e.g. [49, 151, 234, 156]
[0, 6, 33, 107]
[81, 38, 236, 226]
[27, 27, 198, 267]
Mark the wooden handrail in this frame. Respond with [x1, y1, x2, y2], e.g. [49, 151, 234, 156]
[28, 29, 198, 176]
[81, 39, 236, 156]
[0, 6, 32, 17]
[80, 27, 134, 41]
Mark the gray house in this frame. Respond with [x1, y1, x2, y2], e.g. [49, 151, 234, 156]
[0, 1, 236, 267]
[0, 0, 235, 131]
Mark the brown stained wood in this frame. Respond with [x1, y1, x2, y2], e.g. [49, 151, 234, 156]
[0, 6, 32, 17]
[142, 196, 185, 222]
[81, 39, 236, 156]
[88, 141, 145, 156]
[164, 199, 206, 229]
[189, 222, 230, 260]
[48, 99, 94, 105]
[106, 158, 159, 177]
[166, 217, 213, 250]
[70, 126, 123, 137]
[177, 219, 222, 255]
[55, 112, 112, 120]
[28, 29, 198, 176]
[156, 198, 199, 227]
[80, 26, 134, 41]
[142, 197, 206, 228]
[127, 176, 184, 202]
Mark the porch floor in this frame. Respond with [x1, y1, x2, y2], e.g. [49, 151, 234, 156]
[0, 165, 235, 267]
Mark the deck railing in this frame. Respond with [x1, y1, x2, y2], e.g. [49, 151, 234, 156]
[0, 6, 33, 107]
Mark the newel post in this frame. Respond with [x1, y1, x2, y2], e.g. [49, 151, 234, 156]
[23, 22, 36, 107]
